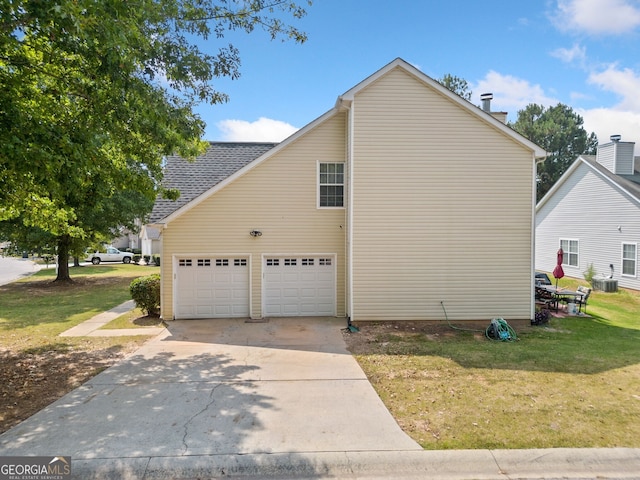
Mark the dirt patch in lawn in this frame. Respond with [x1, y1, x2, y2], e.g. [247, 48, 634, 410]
[342, 320, 511, 354]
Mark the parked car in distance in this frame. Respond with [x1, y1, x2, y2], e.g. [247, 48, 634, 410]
[535, 271, 552, 286]
[86, 247, 134, 265]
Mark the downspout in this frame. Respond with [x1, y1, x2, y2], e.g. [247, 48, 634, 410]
[348, 101, 355, 324]
[337, 97, 355, 325]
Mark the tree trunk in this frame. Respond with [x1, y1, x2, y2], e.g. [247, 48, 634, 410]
[54, 235, 72, 283]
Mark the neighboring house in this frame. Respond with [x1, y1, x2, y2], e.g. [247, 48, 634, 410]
[111, 226, 142, 252]
[536, 136, 640, 291]
[147, 58, 545, 322]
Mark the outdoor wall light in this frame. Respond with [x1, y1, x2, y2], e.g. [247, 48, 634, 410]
[250, 230, 262, 237]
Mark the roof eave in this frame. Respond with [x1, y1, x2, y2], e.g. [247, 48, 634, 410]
[157, 107, 341, 226]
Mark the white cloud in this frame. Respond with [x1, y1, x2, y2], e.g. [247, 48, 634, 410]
[550, 43, 587, 64]
[554, 0, 640, 34]
[588, 64, 640, 110]
[474, 71, 558, 112]
[579, 107, 640, 154]
[583, 64, 640, 154]
[217, 117, 298, 142]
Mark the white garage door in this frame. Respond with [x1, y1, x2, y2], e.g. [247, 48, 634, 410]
[175, 257, 249, 319]
[264, 256, 336, 316]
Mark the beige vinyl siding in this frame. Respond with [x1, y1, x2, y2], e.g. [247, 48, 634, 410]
[350, 67, 535, 321]
[160, 113, 347, 320]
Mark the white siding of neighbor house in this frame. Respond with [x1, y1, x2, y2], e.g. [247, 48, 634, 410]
[536, 161, 640, 291]
[159, 113, 347, 320]
[349, 67, 536, 321]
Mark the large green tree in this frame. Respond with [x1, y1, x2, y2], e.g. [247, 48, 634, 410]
[0, 0, 310, 281]
[510, 103, 598, 200]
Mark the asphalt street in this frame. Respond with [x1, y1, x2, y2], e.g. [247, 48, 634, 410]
[0, 256, 40, 286]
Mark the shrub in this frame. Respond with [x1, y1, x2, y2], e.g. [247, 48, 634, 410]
[153, 255, 161, 266]
[130, 274, 161, 316]
[133, 255, 142, 264]
[583, 263, 597, 284]
[143, 255, 151, 265]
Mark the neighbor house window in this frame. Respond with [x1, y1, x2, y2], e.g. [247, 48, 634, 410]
[622, 243, 637, 276]
[319, 163, 344, 207]
[560, 239, 578, 267]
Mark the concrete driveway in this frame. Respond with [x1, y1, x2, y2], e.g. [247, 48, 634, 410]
[0, 317, 423, 478]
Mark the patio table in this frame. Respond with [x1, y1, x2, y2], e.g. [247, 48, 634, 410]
[535, 285, 585, 313]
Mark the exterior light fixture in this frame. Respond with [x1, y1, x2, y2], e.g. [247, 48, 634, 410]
[250, 230, 262, 237]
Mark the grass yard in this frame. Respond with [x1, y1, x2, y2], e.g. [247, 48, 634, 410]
[345, 278, 640, 450]
[0, 263, 159, 433]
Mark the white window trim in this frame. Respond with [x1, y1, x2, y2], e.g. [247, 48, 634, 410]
[560, 238, 579, 267]
[621, 242, 637, 278]
[317, 161, 345, 209]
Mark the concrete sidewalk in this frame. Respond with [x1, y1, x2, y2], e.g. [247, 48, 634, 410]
[59, 300, 165, 337]
[1, 317, 639, 479]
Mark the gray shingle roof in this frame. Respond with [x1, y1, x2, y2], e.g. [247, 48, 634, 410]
[149, 142, 278, 223]
[581, 155, 640, 201]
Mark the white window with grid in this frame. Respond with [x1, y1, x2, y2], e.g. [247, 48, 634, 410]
[622, 243, 637, 277]
[318, 162, 344, 208]
[560, 239, 578, 267]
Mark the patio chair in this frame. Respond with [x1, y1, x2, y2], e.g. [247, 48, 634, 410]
[535, 286, 557, 311]
[575, 286, 591, 313]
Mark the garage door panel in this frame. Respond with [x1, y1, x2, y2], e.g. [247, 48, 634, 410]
[264, 256, 336, 317]
[195, 289, 213, 300]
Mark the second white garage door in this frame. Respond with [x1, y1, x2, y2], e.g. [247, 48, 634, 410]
[264, 256, 336, 316]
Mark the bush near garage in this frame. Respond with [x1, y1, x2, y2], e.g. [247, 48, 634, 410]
[129, 274, 160, 316]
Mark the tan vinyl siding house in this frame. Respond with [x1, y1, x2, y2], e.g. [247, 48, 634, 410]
[348, 68, 538, 321]
[150, 58, 545, 323]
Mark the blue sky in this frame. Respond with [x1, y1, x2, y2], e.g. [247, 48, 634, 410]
[195, 0, 640, 153]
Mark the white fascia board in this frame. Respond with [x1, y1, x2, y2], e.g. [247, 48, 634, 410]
[159, 107, 341, 226]
[339, 58, 547, 160]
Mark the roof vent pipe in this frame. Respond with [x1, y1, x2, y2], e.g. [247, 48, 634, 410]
[480, 93, 493, 112]
[610, 134, 621, 142]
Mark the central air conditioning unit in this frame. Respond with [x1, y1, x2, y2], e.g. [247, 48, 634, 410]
[592, 276, 618, 292]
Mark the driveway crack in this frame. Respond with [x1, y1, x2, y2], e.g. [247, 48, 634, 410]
[181, 382, 223, 454]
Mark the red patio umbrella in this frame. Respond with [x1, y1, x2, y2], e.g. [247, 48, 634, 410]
[553, 248, 564, 288]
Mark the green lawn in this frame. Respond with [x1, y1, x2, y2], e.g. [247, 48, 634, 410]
[350, 278, 640, 450]
[0, 264, 158, 351]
